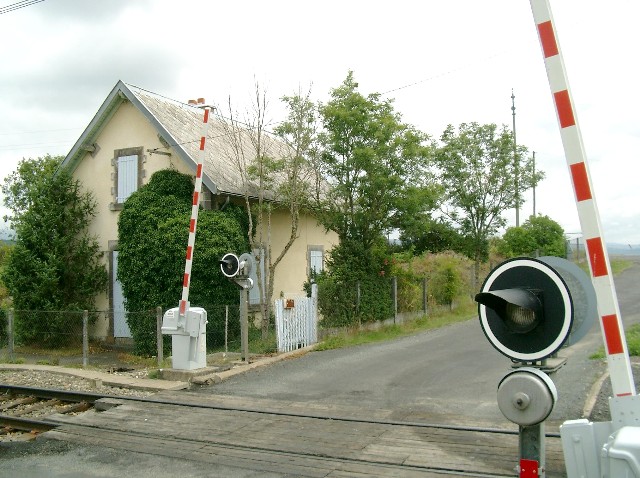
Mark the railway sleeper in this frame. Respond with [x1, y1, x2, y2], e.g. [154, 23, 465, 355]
[0, 396, 38, 411]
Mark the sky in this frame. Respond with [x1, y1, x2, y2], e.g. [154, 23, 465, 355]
[1, 0, 639, 245]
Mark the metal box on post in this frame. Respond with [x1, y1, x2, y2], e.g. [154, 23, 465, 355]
[161, 306, 207, 370]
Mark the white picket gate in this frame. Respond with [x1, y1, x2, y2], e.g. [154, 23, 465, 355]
[275, 287, 318, 353]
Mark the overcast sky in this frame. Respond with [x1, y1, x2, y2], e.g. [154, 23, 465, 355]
[1, 0, 639, 244]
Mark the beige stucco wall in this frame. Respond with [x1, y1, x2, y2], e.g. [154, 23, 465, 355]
[72, 99, 338, 340]
[263, 209, 337, 299]
[73, 100, 193, 338]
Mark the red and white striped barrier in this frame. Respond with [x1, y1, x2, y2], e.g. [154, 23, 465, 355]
[179, 98, 210, 319]
[529, 0, 636, 397]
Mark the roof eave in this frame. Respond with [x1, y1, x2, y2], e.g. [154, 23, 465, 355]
[62, 80, 218, 195]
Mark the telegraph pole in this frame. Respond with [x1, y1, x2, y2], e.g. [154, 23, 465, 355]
[532, 151, 536, 217]
[511, 89, 520, 227]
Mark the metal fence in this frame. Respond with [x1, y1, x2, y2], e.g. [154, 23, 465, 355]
[0, 269, 478, 368]
[0, 304, 275, 368]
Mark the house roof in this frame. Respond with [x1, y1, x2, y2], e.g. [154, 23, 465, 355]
[62, 80, 290, 199]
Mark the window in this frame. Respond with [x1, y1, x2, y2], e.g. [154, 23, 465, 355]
[308, 246, 324, 276]
[112, 147, 143, 208]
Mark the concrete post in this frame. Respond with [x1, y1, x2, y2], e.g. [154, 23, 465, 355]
[422, 278, 428, 316]
[156, 306, 163, 366]
[82, 310, 89, 368]
[240, 289, 249, 363]
[7, 309, 14, 362]
[392, 276, 398, 324]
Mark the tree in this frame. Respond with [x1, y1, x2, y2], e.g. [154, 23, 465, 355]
[219, 84, 316, 338]
[316, 71, 435, 251]
[497, 215, 566, 258]
[117, 169, 250, 355]
[309, 72, 436, 326]
[434, 122, 543, 287]
[1, 156, 108, 345]
[398, 216, 466, 255]
[2, 154, 61, 228]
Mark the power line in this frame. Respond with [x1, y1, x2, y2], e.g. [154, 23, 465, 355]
[0, 0, 45, 15]
[380, 51, 506, 96]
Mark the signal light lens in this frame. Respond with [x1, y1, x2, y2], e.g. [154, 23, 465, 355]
[505, 303, 537, 333]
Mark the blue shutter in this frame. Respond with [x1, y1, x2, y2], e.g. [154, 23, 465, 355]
[117, 155, 138, 202]
[249, 249, 265, 305]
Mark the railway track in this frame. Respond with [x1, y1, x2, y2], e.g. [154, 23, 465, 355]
[0, 385, 109, 440]
[1, 385, 566, 476]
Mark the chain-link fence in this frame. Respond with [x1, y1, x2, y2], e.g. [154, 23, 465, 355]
[0, 264, 479, 367]
[0, 304, 278, 368]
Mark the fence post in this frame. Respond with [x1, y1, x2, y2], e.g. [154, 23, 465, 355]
[156, 307, 163, 367]
[225, 305, 229, 355]
[356, 281, 361, 326]
[422, 278, 428, 316]
[392, 277, 398, 324]
[82, 310, 89, 368]
[7, 309, 14, 362]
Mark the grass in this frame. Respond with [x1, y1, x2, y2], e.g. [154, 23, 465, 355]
[315, 301, 478, 351]
[610, 258, 633, 275]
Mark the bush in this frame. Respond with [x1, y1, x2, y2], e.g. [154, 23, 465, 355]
[118, 170, 250, 356]
[315, 274, 393, 328]
[410, 251, 475, 306]
[1, 164, 108, 339]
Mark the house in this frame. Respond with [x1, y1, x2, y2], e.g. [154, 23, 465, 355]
[61, 81, 337, 341]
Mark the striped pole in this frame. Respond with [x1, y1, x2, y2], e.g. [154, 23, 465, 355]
[530, 0, 636, 397]
[179, 98, 210, 319]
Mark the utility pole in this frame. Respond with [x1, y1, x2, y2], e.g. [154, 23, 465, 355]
[532, 151, 536, 217]
[511, 89, 520, 227]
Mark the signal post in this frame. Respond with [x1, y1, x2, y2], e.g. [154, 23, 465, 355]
[476, 256, 596, 477]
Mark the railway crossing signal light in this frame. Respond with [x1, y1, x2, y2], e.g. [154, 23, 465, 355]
[475, 257, 596, 363]
[220, 252, 254, 281]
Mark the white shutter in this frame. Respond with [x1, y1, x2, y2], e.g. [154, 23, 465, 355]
[310, 249, 323, 274]
[117, 155, 138, 203]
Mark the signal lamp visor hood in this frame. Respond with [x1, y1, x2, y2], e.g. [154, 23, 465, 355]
[475, 289, 542, 334]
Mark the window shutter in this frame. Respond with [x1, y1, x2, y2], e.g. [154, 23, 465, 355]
[249, 249, 265, 305]
[310, 249, 323, 274]
[117, 155, 138, 202]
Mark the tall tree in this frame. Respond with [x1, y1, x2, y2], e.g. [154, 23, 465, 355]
[434, 122, 543, 287]
[1, 156, 107, 344]
[317, 71, 434, 254]
[219, 84, 317, 338]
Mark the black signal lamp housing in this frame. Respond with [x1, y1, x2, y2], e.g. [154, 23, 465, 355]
[475, 257, 594, 363]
